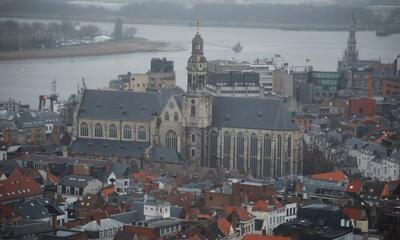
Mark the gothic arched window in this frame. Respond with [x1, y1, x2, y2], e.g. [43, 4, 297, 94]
[166, 130, 178, 150]
[123, 125, 132, 140]
[250, 133, 258, 177]
[192, 134, 196, 143]
[223, 132, 231, 169]
[138, 126, 146, 141]
[165, 112, 169, 121]
[237, 133, 245, 173]
[287, 135, 292, 158]
[174, 112, 179, 121]
[94, 123, 103, 138]
[191, 106, 196, 117]
[109, 124, 117, 139]
[263, 134, 272, 177]
[277, 134, 282, 177]
[80, 122, 88, 137]
[209, 131, 218, 168]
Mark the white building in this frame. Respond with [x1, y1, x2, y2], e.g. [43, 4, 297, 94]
[247, 199, 297, 236]
[107, 163, 131, 195]
[250, 59, 276, 93]
[144, 202, 171, 220]
[79, 218, 123, 239]
[350, 139, 400, 181]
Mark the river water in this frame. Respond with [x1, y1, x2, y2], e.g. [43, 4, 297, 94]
[1, 20, 400, 108]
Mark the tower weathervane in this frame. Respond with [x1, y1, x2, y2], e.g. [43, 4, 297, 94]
[197, 19, 200, 32]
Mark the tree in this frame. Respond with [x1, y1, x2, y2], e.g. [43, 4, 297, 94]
[113, 17, 123, 41]
[80, 24, 101, 38]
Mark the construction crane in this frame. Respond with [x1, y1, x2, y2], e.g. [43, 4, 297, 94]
[38, 80, 58, 112]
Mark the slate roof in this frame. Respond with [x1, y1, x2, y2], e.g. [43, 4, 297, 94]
[111, 162, 130, 179]
[212, 96, 297, 130]
[148, 146, 184, 164]
[0, 119, 17, 131]
[159, 87, 185, 108]
[70, 138, 149, 158]
[16, 199, 50, 220]
[170, 206, 184, 219]
[81, 218, 124, 231]
[78, 89, 161, 121]
[110, 210, 139, 224]
[5, 220, 52, 238]
[61, 174, 96, 188]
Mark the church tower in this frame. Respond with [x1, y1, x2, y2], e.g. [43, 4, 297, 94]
[344, 12, 359, 69]
[182, 21, 212, 169]
[187, 21, 208, 95]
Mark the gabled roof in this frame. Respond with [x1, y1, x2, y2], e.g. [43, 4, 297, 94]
[111, 162, 130, 179]
[226, 206, 255, 222]
[310, 170, 348, 183]
[78, 89, 161, 122]
[0, 169, 42, 202]
[217, 218, 232, 236]
[81, 218, 124, 231]
[212, 96, 297, 131]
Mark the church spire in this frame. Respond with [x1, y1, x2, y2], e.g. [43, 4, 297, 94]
[345, 10, 358, 64]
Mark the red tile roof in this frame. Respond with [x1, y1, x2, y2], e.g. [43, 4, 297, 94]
[217, 218, 232, 236]
[0, 204, 19, 218]
[311, 170, 348, 183]
[243, 234, 291, 240]
[226, 206, 255, 222]
[254, 199, 283, 212]
[0, 169, 42, 203]
[345, 179, 363, 193]
[343, 207, 364, 221]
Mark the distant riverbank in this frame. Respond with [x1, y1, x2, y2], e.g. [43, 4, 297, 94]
[0, 39, 172, 61]
[0, 13, 376, 32]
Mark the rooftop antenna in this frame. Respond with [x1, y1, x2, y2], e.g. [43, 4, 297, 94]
[196, 19, 200, 33]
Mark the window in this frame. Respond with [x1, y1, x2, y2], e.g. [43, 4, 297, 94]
[191, 105, 196, 117]
[66, 186, 70, 195]
[138, 126, 146, 140]
[287, 135, 292, 158]
[192, 134, 196, 143]
[277, 135, 282, 177]
[174, 112, 179, 121]
[80, 122, 88, 137]
[74, 187, 79, 195]
[95, 123, 103, 138]
[223, 132, 231, 169]
[209, 131, 218, 168]
[191, 149, 195, 157]
[250, 134, 258, 177]
[237, 133, 245, 173]
[263, 134, 272, 177]
[165, 112, 169, 121]
[166, 130, 178, 150]
[123, 125, 132, 139]
[109, 124, 117, 139]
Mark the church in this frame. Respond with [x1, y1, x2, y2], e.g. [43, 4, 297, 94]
[71, 28, 303, 178]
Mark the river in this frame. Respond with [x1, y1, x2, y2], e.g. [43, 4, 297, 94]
[1, 20, 400, 108]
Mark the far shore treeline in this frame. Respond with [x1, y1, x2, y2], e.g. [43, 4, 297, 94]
[0, 0, 399, 32]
